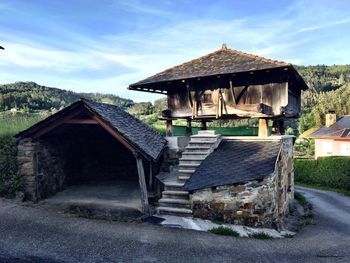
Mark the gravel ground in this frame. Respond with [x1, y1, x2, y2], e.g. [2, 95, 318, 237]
[0, 187, 349, 263]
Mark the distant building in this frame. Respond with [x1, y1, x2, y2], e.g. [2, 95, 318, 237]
[309, 112, 350, 159]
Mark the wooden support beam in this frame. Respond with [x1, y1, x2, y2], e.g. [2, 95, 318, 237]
[135, 154, 150, 214]
[149, 161, 153, 189]
[186, 119, 192, 136]
[166, 119, 173, 137]
[64, 119, 99, 124]
[91, 116, 136, 154]
[33, 108, 84, 138]
[258, 118, 269, 137]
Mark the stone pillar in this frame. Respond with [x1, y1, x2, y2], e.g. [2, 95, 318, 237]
[258, 118, 269, 137]
[186, 119, 192, 136]
[200, 120, 207, 130]
[165, 119, 173, 137]
[17, 138, 38, 201]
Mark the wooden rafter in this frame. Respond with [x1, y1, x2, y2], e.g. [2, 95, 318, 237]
[64, 119, 99, 124]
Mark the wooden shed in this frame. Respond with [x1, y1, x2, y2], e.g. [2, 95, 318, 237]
[15, 99, 167, 214]
[129, 44, 308, 136]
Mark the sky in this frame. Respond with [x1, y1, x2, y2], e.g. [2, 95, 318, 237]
[0, 0, 350, 102]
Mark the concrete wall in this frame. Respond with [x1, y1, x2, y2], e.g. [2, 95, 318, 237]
[190, 136, 294, 228]
[315, 139, 350, 159]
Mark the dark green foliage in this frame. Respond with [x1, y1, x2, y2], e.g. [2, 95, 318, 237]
[127, 102, 153, 117]
[294, 157, 350, 191]
[0, 81, 134, 111]
[248, 232, 272, 239]
[0, 135, 21, 197]
[209, 226, 240, 237]
[294, 191, 307, 205]
[294, 139, 315, 156]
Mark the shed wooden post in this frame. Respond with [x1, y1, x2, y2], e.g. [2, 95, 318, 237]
[258, 118, 269, 137]
[166, 119, 173, 137]
[186, 118, 192, 136]
[135, 154, 150, 214]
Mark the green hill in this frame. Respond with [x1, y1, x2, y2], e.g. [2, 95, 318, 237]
[0, 81, 134, 111]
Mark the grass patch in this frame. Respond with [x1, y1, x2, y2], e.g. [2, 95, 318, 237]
[248, 232, 273, 239]
[294, 191, 308, 205]
[209, 226, 240, 237]
[296, 183, 350, 197]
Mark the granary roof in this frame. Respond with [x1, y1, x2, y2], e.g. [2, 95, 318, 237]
[309, 116, 350, 139]
[183, 139, 281, 191]
[15, 99, 167, 161]
[129, 45, 307, 91]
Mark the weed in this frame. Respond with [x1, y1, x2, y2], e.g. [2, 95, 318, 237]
[209, 226, 240, 237]
[294, 191, 308, 205]
[248, 232, 273, 239]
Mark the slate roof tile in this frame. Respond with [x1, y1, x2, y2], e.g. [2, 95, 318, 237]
[183, 140, 281, 191]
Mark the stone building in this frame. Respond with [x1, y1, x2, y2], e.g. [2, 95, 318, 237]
[16, 46, 307, 228]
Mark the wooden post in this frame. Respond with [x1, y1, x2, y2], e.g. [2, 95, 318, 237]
[186, 118, 192, 136]
[135, 154, 150, 214]
[166, 119, 173, 137]
[149, 161, 153, 189]
[258, 118, 269, 137]
[200, 120, 207, 130]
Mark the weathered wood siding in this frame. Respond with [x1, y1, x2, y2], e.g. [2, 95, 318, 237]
[168, 82, 292, 119]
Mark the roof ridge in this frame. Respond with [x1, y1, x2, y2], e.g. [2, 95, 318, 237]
[225, 48, 289, 66]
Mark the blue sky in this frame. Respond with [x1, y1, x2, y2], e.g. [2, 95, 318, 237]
[0, 0, 350, 102]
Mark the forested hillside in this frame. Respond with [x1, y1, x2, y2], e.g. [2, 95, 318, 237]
[0, 82, 134, 111]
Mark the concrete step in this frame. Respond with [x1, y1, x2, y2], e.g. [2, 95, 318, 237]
[178, 168, 196, 174]
[179, 163, 200, 169]
[197, 130, 216, 135]
[162, 190, 189, 199]
[182, 152, 209, 158]
[185, 146, 211, 153]
[179, 159, 203, 165]
[188, 142, 214, 148]
[156, 206, 192, 217]
[164, 181, 184, 191]
[190, 137, 218, 143]
[158, 198, 190, 209]
[177, 175, 190, 183]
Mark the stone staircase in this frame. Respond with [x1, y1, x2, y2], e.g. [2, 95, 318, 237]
[157, 131, 221, 216]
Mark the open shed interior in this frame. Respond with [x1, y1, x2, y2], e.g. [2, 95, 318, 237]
[36, 122, 144, 216]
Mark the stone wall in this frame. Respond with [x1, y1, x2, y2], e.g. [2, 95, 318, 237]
[17, 138, 66, 201]
[190, 136, 294, 228]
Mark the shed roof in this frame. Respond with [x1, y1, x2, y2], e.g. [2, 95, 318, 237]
[183, 140, 281, 191]
[309, 116, 350, 138]
[129, 46, 307, 91]
[15, 99, 167, 161]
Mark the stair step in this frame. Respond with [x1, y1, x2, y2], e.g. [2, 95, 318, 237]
[178, 175, 190, 183]
[164, 181, 184, 191]
[159, 198, 190, 208]
[157, 206, 192, 217]
[179, 159, 202, 165]
[182, 152, 209, 158]
[185, 146, 211, 152]
[162, 190, 189, 199]
[190, 138, 218, 143]
[197, 130, 216, 135]
[179, 163, 200, 168]
[178, 169, 196, 174]
[179, 156, 206, 161]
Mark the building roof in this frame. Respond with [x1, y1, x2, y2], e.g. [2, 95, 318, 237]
[15, 99, 167, 161]
[309, 116, 350, 138]
[129, 45, 307, 91]
[183, 140, 281, 191]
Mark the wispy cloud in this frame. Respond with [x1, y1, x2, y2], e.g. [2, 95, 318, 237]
[0, 0, 349, 101]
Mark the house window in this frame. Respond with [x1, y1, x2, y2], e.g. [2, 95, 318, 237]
[340, 142, 350, 156]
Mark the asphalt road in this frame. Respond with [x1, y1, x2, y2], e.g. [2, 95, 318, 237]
[0, 187, 349, 263]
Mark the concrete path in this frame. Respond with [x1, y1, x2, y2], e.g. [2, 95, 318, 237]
[0, 187, 349, 262]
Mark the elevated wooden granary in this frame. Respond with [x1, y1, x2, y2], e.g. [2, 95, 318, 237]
[129, 44, 308, 136]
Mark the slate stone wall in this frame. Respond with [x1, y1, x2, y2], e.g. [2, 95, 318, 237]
[17, 138, 66, 201]
[190, 137, 294, 228]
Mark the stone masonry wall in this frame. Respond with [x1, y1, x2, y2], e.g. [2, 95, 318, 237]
[190, 136, 294, 228]
[17, 138, 66, 201]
